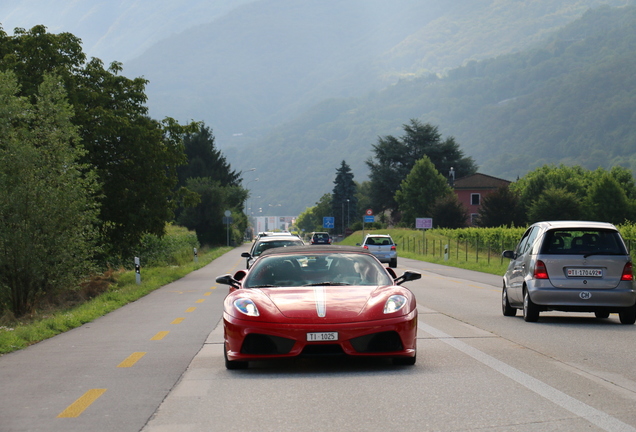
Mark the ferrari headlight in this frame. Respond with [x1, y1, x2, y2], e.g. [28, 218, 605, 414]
[384, 295, 407, 314]
[234, 298, 260, 316]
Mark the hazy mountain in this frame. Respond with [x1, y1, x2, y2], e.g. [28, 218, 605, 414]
[0, 0, 253, 64]
[242, 3, 636, 214]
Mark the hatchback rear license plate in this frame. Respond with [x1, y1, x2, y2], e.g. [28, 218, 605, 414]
[567, 268, 602, 277]
[307, 332, 338, 341]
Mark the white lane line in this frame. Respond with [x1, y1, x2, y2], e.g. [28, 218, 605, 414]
[418, 319, 636, 432]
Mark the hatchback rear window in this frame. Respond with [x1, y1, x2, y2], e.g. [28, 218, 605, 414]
[365, 237, 393, 246]
[540, 229, 627, 255]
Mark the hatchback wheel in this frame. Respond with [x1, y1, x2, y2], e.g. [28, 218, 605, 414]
[389, 258, 397, 268]
[523, 290, 540, 322]
[502, 286, 516, 317]
[619, 304, 636, 325]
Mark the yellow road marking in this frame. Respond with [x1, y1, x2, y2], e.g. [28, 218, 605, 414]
[151, 331, 169, 340]
[196, 299, 205, 303]
[117, 352, 146, 368]
[57, 389, 106, 418]
[185, 307, 196, 313]
[203, 292, 211, 296]
[171, 317, 185, 324]
[210, 285, 217, 290]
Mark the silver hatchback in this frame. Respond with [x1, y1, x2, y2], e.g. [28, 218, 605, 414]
[502, 221, 636, 324]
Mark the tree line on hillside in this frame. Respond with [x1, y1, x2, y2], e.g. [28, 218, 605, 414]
[297, 119, 636, 235]
[0, 26, 245, 317]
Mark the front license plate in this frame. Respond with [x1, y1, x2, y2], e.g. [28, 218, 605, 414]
[307, 332, 338, 342]
[567, 268, 603, 277]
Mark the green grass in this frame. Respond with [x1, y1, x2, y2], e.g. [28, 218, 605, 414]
[0, 246, 231, 355]
[338, 228, 510, 276]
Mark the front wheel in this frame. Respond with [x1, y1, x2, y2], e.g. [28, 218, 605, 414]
[502, 286, 516, 317]
[523, 290, 540, 322]
[619, 304, 636, 325]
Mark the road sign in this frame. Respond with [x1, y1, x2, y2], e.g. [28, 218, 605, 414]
[364, 215, 375, 223]
[416, 218, 433, 229]
[323, 217, 335, 229]
[365, 209, 373, 216]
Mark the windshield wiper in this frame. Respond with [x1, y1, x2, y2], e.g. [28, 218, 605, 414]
[583, 251, 620, 258]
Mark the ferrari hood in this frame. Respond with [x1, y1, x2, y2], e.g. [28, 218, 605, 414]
[259, 286, 378, 319]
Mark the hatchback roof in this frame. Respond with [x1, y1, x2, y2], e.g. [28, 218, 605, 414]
[531, 221, 619, 230]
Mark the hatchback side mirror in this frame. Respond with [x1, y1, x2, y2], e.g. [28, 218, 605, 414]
[502, 250, 516, 259]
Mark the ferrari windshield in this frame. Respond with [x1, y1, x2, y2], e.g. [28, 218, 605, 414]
[244, 253, 393, 288]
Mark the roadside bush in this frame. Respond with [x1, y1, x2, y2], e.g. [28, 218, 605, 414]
[135, 225, 200, 267]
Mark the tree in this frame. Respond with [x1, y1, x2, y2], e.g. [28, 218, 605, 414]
[0, 72, 99, 316]
[177, 123, 241, 188]
[527, 187, 583, 223]
[173, 124, 248, 245]
[394, 156, 453, 226]
[476, 186, 525, 227]
[176, 178, 247, 246]
[512, 165, 590, 218]
[331, 161, 358, 235]
[366, 119, 477, 219]
[513, 164, 636, 224]
[430, 195, 469, 229]
[0, 25, 195, 260]
[296, 194, 333, 234]
[584, 173, 634, 224]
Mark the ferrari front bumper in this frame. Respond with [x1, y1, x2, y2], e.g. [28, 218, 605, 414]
[223, 309, 417, 362]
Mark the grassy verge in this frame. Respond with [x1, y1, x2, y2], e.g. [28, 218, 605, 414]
[0, 246, 231, 355]
[338, 229, 509, 276]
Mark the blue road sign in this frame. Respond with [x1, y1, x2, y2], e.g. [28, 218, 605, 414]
[323, 217, 335, 229]
[364, 215, 375, 223]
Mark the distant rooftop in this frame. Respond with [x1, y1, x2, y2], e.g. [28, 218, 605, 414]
[453, 173, 511, 189]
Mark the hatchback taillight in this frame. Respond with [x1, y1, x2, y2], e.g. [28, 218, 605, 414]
[621, 262, 633, 281]
[391, 245, 396, 251]
[534, 260, 549, 279]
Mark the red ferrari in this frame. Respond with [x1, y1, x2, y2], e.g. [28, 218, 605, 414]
[216, 245, 421, 369]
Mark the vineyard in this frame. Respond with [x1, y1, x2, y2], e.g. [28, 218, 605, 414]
[340, 224, 636, 276]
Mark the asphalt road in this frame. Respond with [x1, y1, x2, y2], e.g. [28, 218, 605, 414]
[1, 246, 636, 431]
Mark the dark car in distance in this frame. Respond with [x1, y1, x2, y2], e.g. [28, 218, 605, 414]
[310, 232, 331, 245]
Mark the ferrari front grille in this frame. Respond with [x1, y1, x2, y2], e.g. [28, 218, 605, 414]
[240, 333, 295, 355]
[301, 344, 344, 357]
